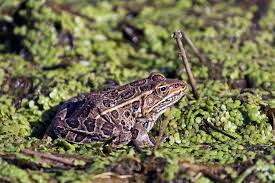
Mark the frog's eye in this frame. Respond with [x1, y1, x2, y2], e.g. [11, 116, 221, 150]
[159, 86, 168, 92]
[158, 85, 169, 95]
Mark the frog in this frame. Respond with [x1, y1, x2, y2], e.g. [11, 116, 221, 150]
[46, 73, 188, 147]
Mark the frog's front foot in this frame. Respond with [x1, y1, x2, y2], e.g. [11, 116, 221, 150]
[131, 123, 155, 147]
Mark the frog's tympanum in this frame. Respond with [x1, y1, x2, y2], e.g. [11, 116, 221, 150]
[46, 73, 188, 147]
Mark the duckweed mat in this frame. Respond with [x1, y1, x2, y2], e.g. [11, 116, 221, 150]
[0, 0, 274, 182]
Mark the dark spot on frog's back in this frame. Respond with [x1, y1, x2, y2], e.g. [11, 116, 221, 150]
[120, 88, 135, 99]
[65, 118, 80, 129]
[103, 99, 116, 107]
[84, 118, 96, 132]
[124, 111, 130, 118]
[111, 110, 119, 119]
[140, 84, 152, 92]
[132, 101, 140, 112]
[130, 79, 146, 86]
[101, 122, 114, 136]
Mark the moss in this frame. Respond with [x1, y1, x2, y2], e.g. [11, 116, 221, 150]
[0, 158, 31, 183]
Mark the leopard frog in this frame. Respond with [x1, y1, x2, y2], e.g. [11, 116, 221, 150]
[46, 73, 188, 147]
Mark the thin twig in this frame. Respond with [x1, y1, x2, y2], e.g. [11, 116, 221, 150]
[173, 31, 199, 100]
[154, 109, 174, 150]
[181, 32, 208, 66]
[47, 1, 94, 22]
[22, 149, 76, 166]
[180, 31, 221, 80]
[203, 120, 236, 140]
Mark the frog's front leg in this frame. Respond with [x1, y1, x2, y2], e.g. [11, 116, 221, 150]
[111, 129, 132, 148]
[135, 117, 156, 132]
[131, 123, 155, 147]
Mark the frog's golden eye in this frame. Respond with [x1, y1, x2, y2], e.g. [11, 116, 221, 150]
[158, 85, 169, 95]
[159, 86, 168, 92]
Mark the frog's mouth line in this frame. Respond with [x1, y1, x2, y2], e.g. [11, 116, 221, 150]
[164, 93, 182, 103]
[154, 92, 184, 113]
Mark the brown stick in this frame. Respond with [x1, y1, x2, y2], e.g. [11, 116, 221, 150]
[203, 120, 236, 140]
[22, 149, 76, 166]
[47, 1, 94, 22]
[173, 31, 199, 100]
[181, 32, 208, 66]
[154, 109, 174, 150]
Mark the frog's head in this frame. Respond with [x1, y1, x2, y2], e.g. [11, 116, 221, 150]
[142, 73, 188, 116]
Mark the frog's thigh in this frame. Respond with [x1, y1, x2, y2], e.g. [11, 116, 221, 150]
[113, 130, 132, 145]
[45, 110, 67, 138]
[131, 123, 155, 147]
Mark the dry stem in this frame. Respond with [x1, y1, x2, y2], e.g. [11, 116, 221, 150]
[154, 109, 174, 150]
[181, 32, 208, 66]
[22, 149, 76, 166]
[173, 31, 199, 100]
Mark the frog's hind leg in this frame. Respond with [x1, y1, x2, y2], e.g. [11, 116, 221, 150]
[65, 130, 92, 144]
[45, 94, 87, 138]
[47, 111, 93, 144]
[45, 112, 67, 139]
[131, 123, 155, 147]
[54, 125, 94, 144]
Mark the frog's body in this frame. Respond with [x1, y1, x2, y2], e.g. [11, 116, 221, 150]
[46, 73, 188, 147]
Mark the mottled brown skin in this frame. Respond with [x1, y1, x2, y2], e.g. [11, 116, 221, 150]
[46, 73, 188, 147]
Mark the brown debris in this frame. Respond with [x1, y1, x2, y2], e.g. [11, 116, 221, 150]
[46, 1, 94, 23]
[179, 160, 226, 182]
[120, 22, 144, 46]
[21, 149, 76, 167]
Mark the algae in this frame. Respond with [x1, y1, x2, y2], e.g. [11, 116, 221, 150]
[0, 0, 274, 182]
